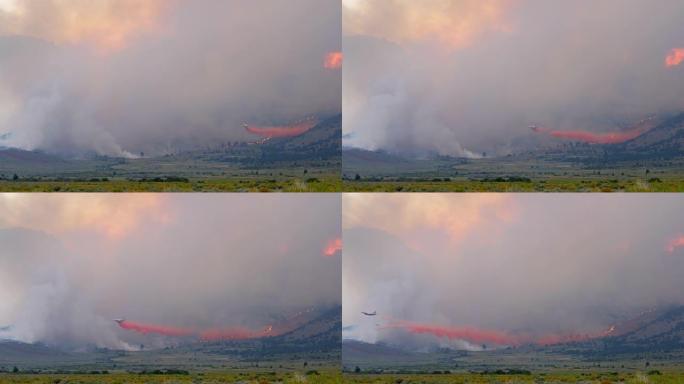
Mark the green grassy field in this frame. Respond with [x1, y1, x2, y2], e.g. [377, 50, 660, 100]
[0, 137, 342, 191]
[343, 178, 684, 192]
[343, 148, 684, 192]
[0, 177, 341, 192]
[343, 371, 684, 383]
[0, 370, 342, 383]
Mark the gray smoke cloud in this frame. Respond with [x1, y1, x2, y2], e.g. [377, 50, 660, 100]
[0, 0, 341, 157]
[343, 0, 684, 157]
[0, 194, 341, 350]
[343, 194, 684, 348]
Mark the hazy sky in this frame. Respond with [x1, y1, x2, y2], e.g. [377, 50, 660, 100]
[0, 194, 341, 350]
[343, 194, 684, 350]
[0, 0, 341, 157]
[343, 0, 684, 157]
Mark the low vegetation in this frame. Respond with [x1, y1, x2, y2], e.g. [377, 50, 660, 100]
[0, 177, 341, 192]
[0, 370, 342, 384]
[344, 371, 684, 383]
[343, 178, 684, 192]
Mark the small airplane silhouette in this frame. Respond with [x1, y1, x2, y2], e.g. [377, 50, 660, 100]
[361, 311, 377, 316]
[113, 318, 125, 325]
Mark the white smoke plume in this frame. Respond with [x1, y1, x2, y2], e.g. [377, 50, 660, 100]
[343, 0, 684, 156]
[0, 0, 341, 156]
[0, 194, 341, 350]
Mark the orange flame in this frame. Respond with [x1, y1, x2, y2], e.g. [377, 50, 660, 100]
[665, 48, 684, 68]
[117, 320, 193, 337]
[117, 320, 274, 341]
[384, 321, 519, 345]
[384, 319, 609, 347]
[117, 315, 309, 342]
[324, 51, 343, 69]
[244, 118, 317, 138]
[324, 237, 342, 257]
[531, 126, 646, 144]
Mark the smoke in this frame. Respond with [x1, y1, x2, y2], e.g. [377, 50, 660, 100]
[343, 194, 684, 350]
[666, 235, 684, 254]
[343, 0, 684, 156]
[199, 327, 270, 342]
[0, 0, 167, 52]
[0, 194, 341, 350]
[343, 0, 512, 50]
[0, 228, 135, 350]
[0, 0, 341, 157]
[0, 194, 169, 240]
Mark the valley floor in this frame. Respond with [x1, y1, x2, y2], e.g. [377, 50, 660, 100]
[0, 370, 342, 384]
[343, 372, 684, 384]
[343, 178, 684, 192]
[343, 149, 684, 191]
[0, 177, 341, 192]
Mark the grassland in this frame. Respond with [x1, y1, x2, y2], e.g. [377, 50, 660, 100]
[0, 177, 341, 192]
[0, 370, 342, 383]
[343, 149, 684, 192]
[0, 152, 341, 191]
[342, 339, 684, 383]
[344, 371, 684, 384]
[0, 115, 342, 192]
[343, 178, 684, 192]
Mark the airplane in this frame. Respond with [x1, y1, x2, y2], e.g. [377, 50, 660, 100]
[113, 318, 125, 325]
[361, 311, 377, 316]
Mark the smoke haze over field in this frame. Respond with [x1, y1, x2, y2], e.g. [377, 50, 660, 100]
[0, 194, 341, 350]
[343, 0, 684, 157]
[0, 0, 341, 157]
[343, 194, 684, 350]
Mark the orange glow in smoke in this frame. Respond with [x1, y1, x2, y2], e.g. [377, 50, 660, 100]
[324, 51, 343, 69]
[0, 194, 171, 240]
[324, 237, 342, 257]
[665, 48, 684, 68]
[666, 235, 684, 254]
[0, 0, 167, 53]
[343, 0, 513, 51]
